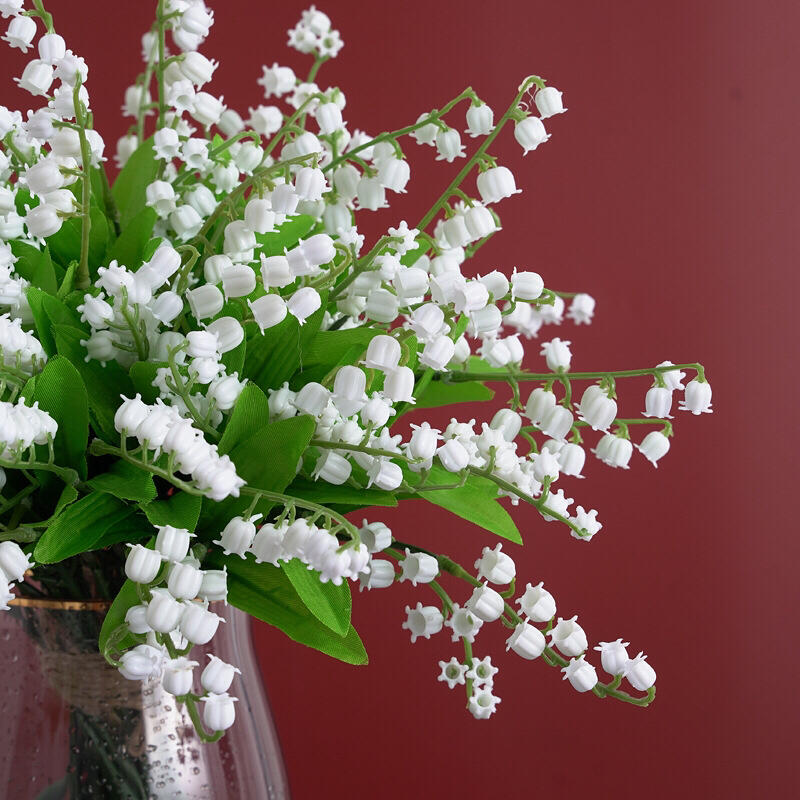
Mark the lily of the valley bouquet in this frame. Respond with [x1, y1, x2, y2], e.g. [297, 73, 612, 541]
[0, 0, 712, 739]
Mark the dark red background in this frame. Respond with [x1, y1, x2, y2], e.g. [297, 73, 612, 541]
[2, 1, 798, 797]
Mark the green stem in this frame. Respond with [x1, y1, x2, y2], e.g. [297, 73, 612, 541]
[74, 77, 93, 290]
[442, 363, 705, 384]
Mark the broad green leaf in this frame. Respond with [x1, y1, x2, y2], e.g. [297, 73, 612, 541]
[106, 206, 157, 270]
[112, 138, 158, 227]
[243, 292, 326, 392]
[53, 324, 134, 442]
[255, 214, 315, 257]
[141, 491, 203, 530]
[46, 205, 109, 271]
[129, 360, 163, 404]
[34, 493, 134, 563]
[206, 552, 367, 665]
[412, 379, 494, 410]
[26, 287, 85, 356]
[200, 414, 316, 531]
[289, 327, 379, 389]
[283, 557, 351, 636]
[92, 509, 152, 549]
[98, 578, 140, 654]
[218, 383, 271, 455]
[87, 459, 157, 503]
[57, 262, 77, 300]
[34, 484, 80, 528]
[286, 478, 398, 508]
[32, 356, 89, 478]
[10, 241, 58, 294]
[403, 466, 522, 545]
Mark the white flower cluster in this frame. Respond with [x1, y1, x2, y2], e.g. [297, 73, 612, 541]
[369, 542, 657, 718]
[0, 245, 33, 323]
[287, 5, 343, 60]
[120, 525, 241, 733]
[114, 394, 244, 501]
[0, 540, 33, 610]
[216, 515, 369, 587]
[0, 312, 46, 374]
[0, 396, 57, 455]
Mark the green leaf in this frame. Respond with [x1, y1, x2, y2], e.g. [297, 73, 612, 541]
[46, 206, 109, 271]
[87, 459, 157, 503]
[128, 360, 163, 404]
[404, 466, 522, 545]
[413, 379, 494, 410]
[282, 557, 351, 636]
[53, 324, 134, 442]
[141, 492, 202, 530]
[218, 383, 271, 455]
[255, 214, 315, 257]
[206, 552, 367, 665]
[112, 138, 158, 228]
[286, 478, 398, 508]
[32, 356, 89, 478]
[57, 262, 77, 300]
[289, 327, 379, 388]
[34, 493, 134, 563]
[98, 575, 143, 655]
[26, 288, 85, 356]
[243, 292, 326, 392]
[200, 414, 316, 530]
[10, 241, 58, 294]
[106, 206, 157, 270]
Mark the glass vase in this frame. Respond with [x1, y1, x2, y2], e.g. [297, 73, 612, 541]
[0, 599, 290, 799]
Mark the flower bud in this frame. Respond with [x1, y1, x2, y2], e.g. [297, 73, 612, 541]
[25, 204, 62, 238]
[437, 438, 469, 473]
[248, 294, 287, 333]
[435, 128, 464, 162]
[383, 366, 415, 403]
[294, 166, 327, 201]
[466, 304, 502, 337]
[293, 382, 330, 417]
[558, 443, 586, 477]
[579, 389, 617, 432]
[356, 176, 386, 211]
[594, 433, 633, 468]
[419, 335, 456, 371]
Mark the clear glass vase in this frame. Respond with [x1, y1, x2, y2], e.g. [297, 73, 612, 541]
[0, 599, 290, 799]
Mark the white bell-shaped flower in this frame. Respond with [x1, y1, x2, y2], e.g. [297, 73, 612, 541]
[465, 102, 494, 137]
[180, 601, 223, 645]
[202, 693, 238, 731]
[570, 506, 602, 541]
[250, 523, 286, 565]
[398, 549, 438, 586]
[549, 615, 588, 656]
[155, 526, 194, 562]
[656, 361, 686, 391]
[187, 284, 224, 320]
[562, 656, 598, 693]
[624, 652, 657, 691]
[637, 430, 670, 466]
[514, 116, 550, 154]
[579, 391, 617, 432]
[643, 386, 673, 419]
[402, 602, 444, 643]
[476, 165, 521, 205]
[313, 450, 352, 485]
[437, 438, 469, 473]
[506, 621, 546, 659]
[594, 638, 630, 675]
[125, 544, 162, 584]
[363, 335, 401, 372]
[468, 687, 501, 719]
[465, 582, 505, 622]
[438, 657, 468, 689]
[167, 561, 204, 600]
[199, 569, 228, 603]
[679, 378, 713, 415]
[535, 86, 566, 118]
[474, 543, 516, 585]
[201, 654, 241, 695]
[594, 434, 633, 469]
[118, 644, 164, 681]
[145, 588, 185, 633]
[249, 294, 288, 333]
[287, 287, 321, 324]
[162, 657, 199, 696]
[124, 604, 152, 635]
[540, 405, 574, 441]
[0, 541, 32, 583]
[516, 581, 556, 622]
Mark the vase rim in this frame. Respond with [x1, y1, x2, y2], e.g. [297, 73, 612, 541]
[9, 597, 112, 611]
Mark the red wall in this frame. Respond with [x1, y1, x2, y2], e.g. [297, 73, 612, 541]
[2, 1, 798, 797]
